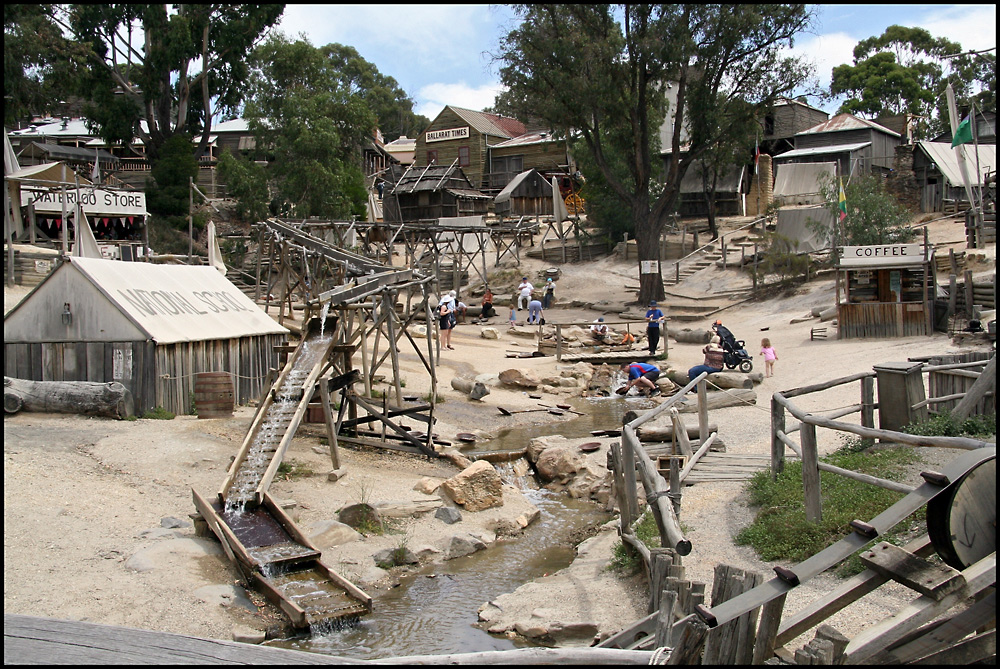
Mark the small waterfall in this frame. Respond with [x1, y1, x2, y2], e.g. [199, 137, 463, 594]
[494, 458, 535, 491]
[319, 300, 331, 337]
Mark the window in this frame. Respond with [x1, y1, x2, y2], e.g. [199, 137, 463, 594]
[427, 150, 438, 165]
[458, 145, 470, 167]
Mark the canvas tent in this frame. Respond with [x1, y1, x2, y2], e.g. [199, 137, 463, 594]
[493, 169, 556, 217]
[4, 257, 287, 415]
[677, 161, 745, 217]
[913, 141, 996, 212]
[775, 205, 836, 253]
[772, 161, 836, 206]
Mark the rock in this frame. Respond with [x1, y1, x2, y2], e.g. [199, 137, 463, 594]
[480, 327, 501, 340]
[507, 327, 538, 339]
[440, 460, 504, 512]
[373, 546, 419, 566]
[435, 506, 462, 524]
[535, 444, 586, 483]
[498, 368, 540, 388]
[160, 516, 190, 529]
[516, 508, 541, 528]
[375, 499, 443, 517]
[439, 449, 473, 470]
[308, 520, 361, 549]
[337, 503, 382, 530]
[445, 533, 487, 559]
[547, 621, 601, 646]
[407, 324, 428, 338]
[451, 377, 491, 400]
[232, 626, 266, 644]
[413, 477, 441, 494]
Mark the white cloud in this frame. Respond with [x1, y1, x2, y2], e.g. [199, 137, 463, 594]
[415, 82, 505, 120]
[786, 32, 859, 87]
[918, 4, 997, 51]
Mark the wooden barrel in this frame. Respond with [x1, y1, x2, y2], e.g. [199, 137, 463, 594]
[194, 372, 234, 418]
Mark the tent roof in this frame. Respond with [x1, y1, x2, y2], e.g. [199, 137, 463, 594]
[679, 162, 744, 193]
[773, 161, 837, 197]
[916, 141, 996, 188]
[5, 161, 92, 185]
[26, 142, 118, 163]
[796, 114, 899, 138]
[494, 169, 553, 203]
[67, 257, 287, 344]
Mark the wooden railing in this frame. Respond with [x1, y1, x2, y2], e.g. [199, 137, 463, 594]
[771, 362, 993, 522]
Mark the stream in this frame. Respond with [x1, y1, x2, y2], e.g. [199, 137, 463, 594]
[268, 393, 658, 660]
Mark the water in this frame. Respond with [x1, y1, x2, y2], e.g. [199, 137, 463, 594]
[265, 395, 654, 660]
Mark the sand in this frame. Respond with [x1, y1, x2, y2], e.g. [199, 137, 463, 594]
[3, 214, 995, 656]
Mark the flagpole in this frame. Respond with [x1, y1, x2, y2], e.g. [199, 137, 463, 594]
[945, 83, 977, 214]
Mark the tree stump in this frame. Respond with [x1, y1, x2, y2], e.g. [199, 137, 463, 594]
[4, 377, 134, 419]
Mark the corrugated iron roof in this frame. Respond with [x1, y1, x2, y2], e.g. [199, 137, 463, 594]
[70, 257, 288, 344]
[774, 142, 871, 159]
[796, 114, 900, 138]
[492, 131, 560, 148]
[917, 141, 996, 188]
[447, 106, 526, 138]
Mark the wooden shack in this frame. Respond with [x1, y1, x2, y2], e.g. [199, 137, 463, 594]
[381, 163, 490, 224]
[493, 169, 555, 218]
[835, 243, 935, 339]
[3, 257, 287, 415]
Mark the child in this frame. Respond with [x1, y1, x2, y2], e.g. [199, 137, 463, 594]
[760, 338, 778, 377]
[509, 306, 517, 329]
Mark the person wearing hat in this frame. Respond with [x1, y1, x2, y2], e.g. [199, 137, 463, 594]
[542, 277, 556, 309]
[645, 300, 665, 356]
[438, 293, 456, 350]
[619, 361, 662, 396]
[516, 277, 534, 311]
[590, 316, 609, 342]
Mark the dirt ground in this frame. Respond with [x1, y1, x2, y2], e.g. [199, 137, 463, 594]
[3, 214, 995, 655]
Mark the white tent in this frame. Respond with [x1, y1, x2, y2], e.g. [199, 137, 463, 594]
[772, 162, 836, 206]
[775, 205, 836, 253]
[72, 207, 103, 259]
[207, 220, 227, 275]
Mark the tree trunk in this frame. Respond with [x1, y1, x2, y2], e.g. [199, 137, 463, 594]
[4, 377, 134, 419]
[635, 204, 666, 306]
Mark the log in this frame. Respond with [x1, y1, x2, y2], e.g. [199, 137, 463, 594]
[671, 328, 711, 344]
[450, 377, 490, 400]
[4, 377, 134, 419]
[676, 388, 756, 412]
[637, 423, 718, 442]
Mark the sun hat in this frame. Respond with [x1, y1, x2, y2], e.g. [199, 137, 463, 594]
[449, 290, 457, 297]
[598, 317, 604, 322]
[547, 278, 552, 282]
[649, 300, 657, 306]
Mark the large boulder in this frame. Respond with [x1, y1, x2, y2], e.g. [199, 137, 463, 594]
[308, 520, 362, 549]
[440, 460, 504, 512]
[445, 533, 489, 559]
[535, 444, 587, 484]
[498, 368, 541, 389]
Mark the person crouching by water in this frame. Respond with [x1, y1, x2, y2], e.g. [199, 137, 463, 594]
[687, 336, 724, 381]
[590, 317, 609, 342]
[619, 361, 662, 396]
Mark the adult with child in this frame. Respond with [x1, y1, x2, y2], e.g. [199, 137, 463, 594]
[481, 287, 496, 318]
[760, 338, 778, 377]
[645, 300, 665, 356]
[619, 361, 662, 396]
[687, 336, 724, 381]
[527, 298, 544, 325]
[517, 277, 534, 311]
[542, 277, 556, 309]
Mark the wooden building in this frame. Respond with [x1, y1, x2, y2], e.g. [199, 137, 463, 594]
[381, 163, 490, 224]
[835, 243, 935, 339]
[4, 257, 287, 415]
[493, 169, 557, 218]
[759, 97, 831, 156]
[911, 141, 996, 212]
[777, 114, 902, 177]
[488, 131, 574, 192]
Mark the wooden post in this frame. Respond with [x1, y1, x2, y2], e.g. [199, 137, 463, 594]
[319, 375, 340, 470]
[697, 378, 708, 447]
[702, 565, 763, 665]
[770, 395, 785, 480]
[621, 433, 640, 522]
[964, 270, 974, 316]
[948, 273, 958, 323]
[665, 615, 709, 665]
[800, 422, 822, 522]
[655, 590, 678, 648]
[860, 375, 875, 448]
[721, 236, 727, 270]
[669, 455, 682, 518]
[610, 442, 633, 531]
[751, 592, 787, 665]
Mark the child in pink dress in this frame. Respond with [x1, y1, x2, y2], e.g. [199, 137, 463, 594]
[760, 338, 778, 377]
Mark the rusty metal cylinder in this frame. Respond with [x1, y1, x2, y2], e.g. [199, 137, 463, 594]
[194, 371, 234, 418]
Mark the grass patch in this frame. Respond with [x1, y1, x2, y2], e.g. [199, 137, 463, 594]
[608, 511, 661, 576]
[276, 460, 315, 479]
[899, 410, 995, 438]
[736, 437, 924, 577]
[142, 407, 176, 420]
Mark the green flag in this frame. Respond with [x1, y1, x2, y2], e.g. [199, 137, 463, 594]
[951, 116, 973, 148]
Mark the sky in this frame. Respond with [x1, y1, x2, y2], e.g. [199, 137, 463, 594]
[275, 4, 997, 124]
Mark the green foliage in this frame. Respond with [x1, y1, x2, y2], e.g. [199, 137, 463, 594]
[217, 150, 270, 223]
[829, 25, 994, 137]
[817, 174, 914, 247]
[736, 439, 922, 576]
[142, 407, 176, 420]
[750, 231, 812, 287]
[900, 410, 995, 438]
[242, 34, 379, 220]
[276, 460, 315, 479]
[608, 511, 661, 575]
[145, 134, 200, 232]
[492, 4, 814, 306]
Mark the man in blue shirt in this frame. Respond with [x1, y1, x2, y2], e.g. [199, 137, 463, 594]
[619, 361, 661, 396]
[645, 300, 665, 356]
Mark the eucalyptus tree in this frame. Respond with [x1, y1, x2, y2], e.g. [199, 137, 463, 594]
[493, 4, 814, 304]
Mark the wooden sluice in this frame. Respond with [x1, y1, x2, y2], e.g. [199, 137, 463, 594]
[193, 316, 372, 628]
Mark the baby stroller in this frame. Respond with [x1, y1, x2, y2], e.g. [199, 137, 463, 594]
[714, 323, 754, 373]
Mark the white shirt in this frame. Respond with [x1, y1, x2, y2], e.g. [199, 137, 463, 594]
[518, 282, 534, 297]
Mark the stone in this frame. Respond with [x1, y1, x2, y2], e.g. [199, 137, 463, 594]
[498, 368, 540, 388]
[308, 519, 361, 549]
[548, 621, 600, 645]
[535, 445, 586, 483]
[480, 327, 501, 340]
[435, 506, 462, 524]
[373, 546, 419, 567]
[407, 325, 428, 339]
[160, 516, 190, 529]
[413, 477, 441, 494]
[337, 503, 382, 530]
[232, 626, 267, 644]
[516, 508, 541, 528]
[445, 533, 487, 559]
[440, 460, 504, 512]
[375, 499, 443, 517]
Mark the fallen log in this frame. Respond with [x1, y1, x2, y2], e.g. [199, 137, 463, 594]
[665, 370, 757, 389]
[675, 388, 756, 412]
[4, 376, 134, 419]
[636, 423, 719, 442]
[450, 377, 490, 400]
[671, 328, 711, 344]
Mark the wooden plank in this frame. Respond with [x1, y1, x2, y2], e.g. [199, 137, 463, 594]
[2, 614, 345, 665]
[909, 628, 995, 666]
[858, 541, 966, 600]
